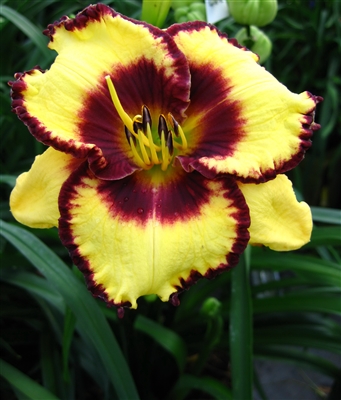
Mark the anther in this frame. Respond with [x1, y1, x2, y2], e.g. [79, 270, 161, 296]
[167, 131, 173, 156]
[133, 120, 143, 134]
[142, 105, 152, 132]
[125, 126, 136, 145]
[168, 113, 179, 136]
[168, 113, 187, 150]
[158, 115, 168, 139]
[133, 117, 160, 153]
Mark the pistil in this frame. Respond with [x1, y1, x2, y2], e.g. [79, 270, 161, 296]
[105, 76, 134, 134]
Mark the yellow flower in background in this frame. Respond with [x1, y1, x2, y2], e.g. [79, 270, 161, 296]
[9, 4, 321, 313]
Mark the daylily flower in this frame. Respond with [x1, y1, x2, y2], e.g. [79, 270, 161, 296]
[9, 4, 321, 312]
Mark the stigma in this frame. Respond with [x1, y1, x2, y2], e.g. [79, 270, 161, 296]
[105, 75, 187, 171]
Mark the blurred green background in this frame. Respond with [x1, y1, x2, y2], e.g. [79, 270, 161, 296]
[0, 1, 340, 399]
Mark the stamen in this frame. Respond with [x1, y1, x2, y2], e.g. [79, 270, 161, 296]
[142, 106, 152, 131]
[129, 136, 148, 169]
[158, 114, 168, 139]
[125, 126, 136, 145]
[146, 122, 159, 165]
[169, 114, 179, 136]
[138, 129, 151, 165]
[167, 131, 173, 156]
[105, 76, 134, 134]
[133, 121, 143, 134]
[177, 124, 187, 149]
[160, 130, 169, 171]
[133, 115, 160, 156]
[141, 106, 159, 164]
[105, 75, 182, 171]
[168, 113, 187, 149]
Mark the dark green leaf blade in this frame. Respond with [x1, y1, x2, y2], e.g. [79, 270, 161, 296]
[0, 359, 59, 400]
[0, 220, 140, 400]
[230, 247, 253, 399]
[135, 314, 187, 372]
[0, 5, 51, 59]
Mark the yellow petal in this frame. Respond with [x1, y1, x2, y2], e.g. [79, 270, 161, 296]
[168, 22, 321, 181]
[10, 148, 83, 229]
[10, 4, 190, 180]
[238, 175, 312, 251]
[59, 165, 250, 308]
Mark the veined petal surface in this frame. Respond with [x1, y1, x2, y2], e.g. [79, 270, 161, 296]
[10, 148, 83, 229]
[59, 164, 250, 308]
[8, 5, 322, 312]
[238, 174, 312, 251]
[10, 4, 190, 180]
[168, 22, 321, 182]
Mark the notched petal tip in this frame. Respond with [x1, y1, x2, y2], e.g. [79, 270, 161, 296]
[43, 4, 115, 40]
[168, 20, 259, 63]
[168, 263, 232, 305]
[169, 293, 180, 307]
[117, 307, 125, 318]
[9, 67, 45, 110]
[305, 92, 323, 132]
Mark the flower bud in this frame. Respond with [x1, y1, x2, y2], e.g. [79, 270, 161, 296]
[174, 2, 206, 22]
[141, 0, 172, 28]
[227, 0, 278, 27]
[235, 26, 272, 63]
[187, 3, 206, 21]
[201, 297, 222, 318]
[174, 6, 189, 23]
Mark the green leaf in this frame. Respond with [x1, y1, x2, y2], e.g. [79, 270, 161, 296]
[311, 207, 341, 225]
[0, 220, 140, 400]
[251, 252, 341, 287]
[307, 226, 341, 247]
[254, 325, 341, 354]
[0, 174, 16, 187]
[168, 374, 232, 400]
[0, 270, 64, 311]
[134, 314, 187, 372]
[62, 306, 76, 382]
[40, 328, 60, 396]
[0, 338, 21, 360]
[229, 247, 253, 400]
[252, 277, 305, 295]
[0, 359, 59, 400]
[0, 5, 51, 60]
[253, 294, 341, 315]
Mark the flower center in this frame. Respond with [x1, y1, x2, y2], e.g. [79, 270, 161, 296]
[105, 76, 187, 171]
